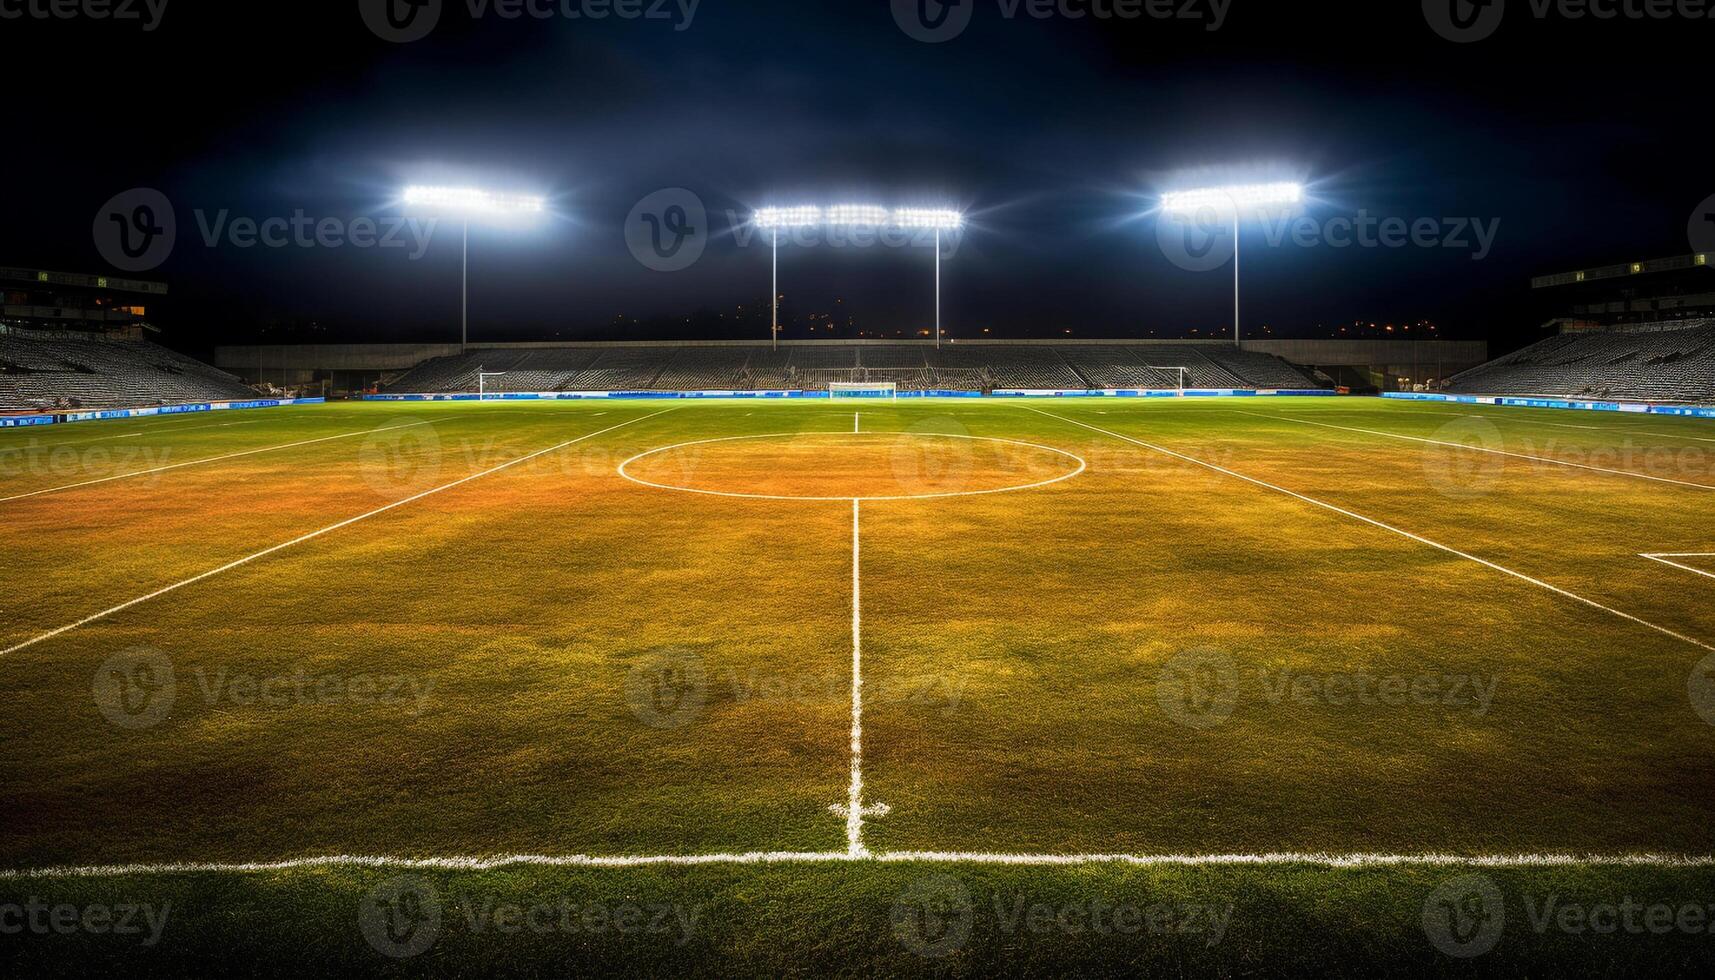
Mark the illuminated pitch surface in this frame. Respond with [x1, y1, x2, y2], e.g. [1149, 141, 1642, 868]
[3, 397, 1715, 869]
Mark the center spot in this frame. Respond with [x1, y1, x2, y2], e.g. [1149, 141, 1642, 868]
[620, 432, 1085, 501]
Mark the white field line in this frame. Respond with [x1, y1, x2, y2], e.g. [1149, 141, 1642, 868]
[1024, 407, 1715, 655]
[5, 850, 1715, 878]
[1641, 553, 1715, 582]
[854, 411, 860, 433]
[1237, 410, 1715, 491]
[848, 498, 867, 855]
[0, 410, 672, 658]
[0, 418, 446, 505]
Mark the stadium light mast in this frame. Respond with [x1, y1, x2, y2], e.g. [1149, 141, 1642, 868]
[892, 208, 964, 349]
[1161, 182, 1302, 347]
[403, 185, 546, 353]
[753, 207, 822, 351]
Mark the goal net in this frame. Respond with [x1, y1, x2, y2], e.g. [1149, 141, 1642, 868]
[829, 382, 898, 401]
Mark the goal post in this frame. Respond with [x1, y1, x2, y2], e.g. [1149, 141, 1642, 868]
[829, 382, 898, 401]
[1146, 365, 1189, 392]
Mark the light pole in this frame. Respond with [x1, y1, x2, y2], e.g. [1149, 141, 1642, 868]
[1161, 182, 1302, 347]
[403, 185, 546, 353]
[754, 207, 822, 350]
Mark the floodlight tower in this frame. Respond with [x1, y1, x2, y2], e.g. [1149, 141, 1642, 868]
[891, 208, 963, 349]
[753, 207, 822, 350]
[1160, 182, 1302, 346]
[403, 185, 545, 353]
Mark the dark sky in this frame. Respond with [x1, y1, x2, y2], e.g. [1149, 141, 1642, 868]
[6, 0, 1712, 351]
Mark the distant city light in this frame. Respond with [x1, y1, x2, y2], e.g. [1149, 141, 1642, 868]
[1161, 182, 1302, 213]
[402, 185, 545, 216]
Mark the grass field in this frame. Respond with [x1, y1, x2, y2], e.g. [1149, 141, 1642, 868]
[4, 395, 1715, 974]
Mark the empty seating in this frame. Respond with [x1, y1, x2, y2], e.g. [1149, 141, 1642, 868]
[1443, 324, 1715, 403]
[0, 329, 256, 410]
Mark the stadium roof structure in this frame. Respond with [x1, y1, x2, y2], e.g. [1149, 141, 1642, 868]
[1532, 253, 1713, 289]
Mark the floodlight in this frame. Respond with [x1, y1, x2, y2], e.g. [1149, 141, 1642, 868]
[1161, 182, 1302, 214]
[754, 206, 822, 229]
[402, 183, 546, 354]
[891, 208, 963, 230]
[1159, 180, 1306, 345]
[403, 185, 545, 216]
[826, 205, 891, 227]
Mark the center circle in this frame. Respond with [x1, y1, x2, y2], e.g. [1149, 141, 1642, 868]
[618, 432, 1086, 501]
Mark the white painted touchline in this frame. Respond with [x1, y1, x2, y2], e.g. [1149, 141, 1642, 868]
[1236, 410, 1715, 491]
[4, 850, 1714, 878]
[1025, 407, 1715, 655]
[0, 410, 673, 658]
[1641, 553, 1715, 582]
[0, 418, 447, 505]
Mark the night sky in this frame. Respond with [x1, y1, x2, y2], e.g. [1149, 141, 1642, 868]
[7, 0, 1712, 352]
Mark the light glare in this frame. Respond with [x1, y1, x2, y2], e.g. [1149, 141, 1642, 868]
[891, 208, 963, 230]
[1161, 182, 1303, 213]
[754, 206, 823, 229]
[825, 204, 891, 227]
[402, 185, 546, 216]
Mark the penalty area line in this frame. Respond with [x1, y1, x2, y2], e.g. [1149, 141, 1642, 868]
[0, 409, 674, 658]
[1023, 406, 1715, 655]
[1641, 553, 1715, 582]
[4, 850, 1714, 878]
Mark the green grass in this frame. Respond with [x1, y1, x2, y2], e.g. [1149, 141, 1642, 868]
[3, 396, 1714, 974]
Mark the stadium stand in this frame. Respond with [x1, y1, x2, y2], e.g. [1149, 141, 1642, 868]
[1442, 321, 1715, 403]
[382, 343, 1322, 394]
[0, 328, 257, 410]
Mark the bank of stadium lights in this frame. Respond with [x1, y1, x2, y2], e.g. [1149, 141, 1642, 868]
[1161, 182, 1303, 346]
[402, 185, 546, 352]
[753, 205, 965, 350]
